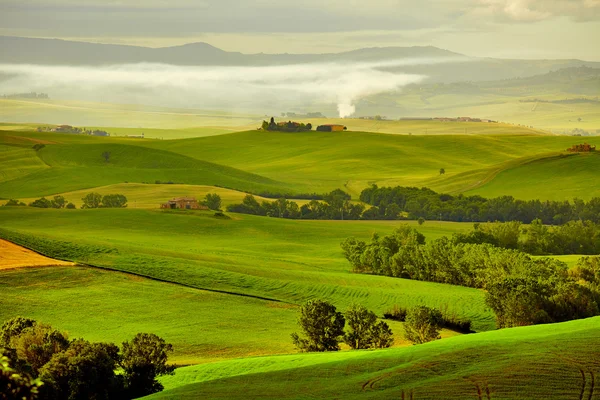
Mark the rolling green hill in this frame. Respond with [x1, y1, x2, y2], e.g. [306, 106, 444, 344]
[146, 316, 600, 399]
[1, 127, 597, 201]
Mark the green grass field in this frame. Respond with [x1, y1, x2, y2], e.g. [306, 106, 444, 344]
[2, 127, 596, 201]
[146, 316, 600, 399]
[1, 121, 599, 399]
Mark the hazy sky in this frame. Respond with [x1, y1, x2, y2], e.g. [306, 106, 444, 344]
[1, 0, 599, 60]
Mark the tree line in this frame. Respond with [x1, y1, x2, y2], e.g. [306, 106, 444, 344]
[3, 193, 128, 209]
[0, 317, 173, 400]
[454, 220, 600, 255]
[226, 189, 365, 220]
[341, 226, 600, 328]
[359, 184, 600, 224]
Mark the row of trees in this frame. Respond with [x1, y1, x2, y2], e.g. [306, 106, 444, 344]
[341, 226, 600, 328]
[454, 220, 600, 255]
[0, 317, 174, 400]
[359, 184, 600, 224]
[5, 193, 128, 209]
[226, 190, 365, 220]
[291, 300, 449, 352]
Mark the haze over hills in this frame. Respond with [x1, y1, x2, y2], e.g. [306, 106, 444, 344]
[2, 36, 600, 83]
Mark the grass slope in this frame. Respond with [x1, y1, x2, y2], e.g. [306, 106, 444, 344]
[468, 152, 600, 200]
[147, 316, 600, 400]
[0, 266, 461, 364]
[0, 208, 493, 333]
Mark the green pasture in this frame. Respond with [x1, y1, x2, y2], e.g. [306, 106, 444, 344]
[1, 127, 596, 201]
[0, 266, 461, 365]
[467, 152, 600, 200]
[0, 208, 492, 332]
[147, 316, 600, 399]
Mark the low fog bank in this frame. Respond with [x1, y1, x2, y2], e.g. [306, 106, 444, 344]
[0, 58, 465, 119]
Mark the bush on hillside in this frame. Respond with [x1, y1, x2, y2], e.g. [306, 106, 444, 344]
[204, 193, 222, 211]
[101, 194, 128, 208]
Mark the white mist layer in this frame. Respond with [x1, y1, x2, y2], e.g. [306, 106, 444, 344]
[0, 58, 463, 118]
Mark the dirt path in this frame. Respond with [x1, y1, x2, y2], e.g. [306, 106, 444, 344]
[0, 239, 74, 270]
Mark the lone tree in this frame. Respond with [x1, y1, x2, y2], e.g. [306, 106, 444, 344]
[120, 333, 175, 398]
[291, 299, 345, 352]
[204, 193, 222, 211]
[439, 168, 445, 175]
[403, 306, 443, 344]
[102, 151, 111, 163]
[343, 304, 394, 349]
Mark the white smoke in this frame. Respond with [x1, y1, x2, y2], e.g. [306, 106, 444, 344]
[0, 58, 462, 118]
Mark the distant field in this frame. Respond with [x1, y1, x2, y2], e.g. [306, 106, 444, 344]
[147, 316, 600, 399]
[0, 99, 263, 132]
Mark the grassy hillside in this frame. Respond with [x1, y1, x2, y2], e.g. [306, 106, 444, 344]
[1, 127, 596, 200]
[0, 266, 463, 364]
[0, 208, 493, 333]
[146, 316, 600, 399]
[467, 152, 600, 200]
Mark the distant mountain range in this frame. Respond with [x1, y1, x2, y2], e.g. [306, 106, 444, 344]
[2, 36, 600, 83]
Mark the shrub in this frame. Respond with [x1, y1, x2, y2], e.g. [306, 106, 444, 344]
[0, 354, 42, 400]
[65, 203, 76, 209]
[291, 300, 345, 352]
[101, 194, 128, 208]
[403, 306, 443, 344]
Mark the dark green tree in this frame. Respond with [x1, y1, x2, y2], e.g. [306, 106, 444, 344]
[0, 317, 36, 348]
[50, 196, 67, 209]
[81, 193, 102, 209]
[291, 300, 345, 352]
[120, 333, 175, 398]
[28, 198, 52, 208]
[101, 151, 111, 163]
[11, 324, 70, 375]
[403, 306, 443, 344]
[343, 304, 393, 349]
[101, 194, 128, 208]
[39, 340, 123, 400]
[204, 193, 222, 211]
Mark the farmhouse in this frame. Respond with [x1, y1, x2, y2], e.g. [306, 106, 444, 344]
[567, 143, 596, 152]
[160, 197, 208, 210]
[316, 124, 347, 132]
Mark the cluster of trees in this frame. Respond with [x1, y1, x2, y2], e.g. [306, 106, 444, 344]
[341, 226, 600, 328]
[0, 317, 174, 399]
[454, 220, 600, 255]
[227, 190, 365, 220]
[291, 300, 393, 352]
[81, 193, 128, 209]
[359, 185, 600, 224]
[261, 117, 312, 132]
[5, 193, 128, 210]
[27, 196, 76, 209]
